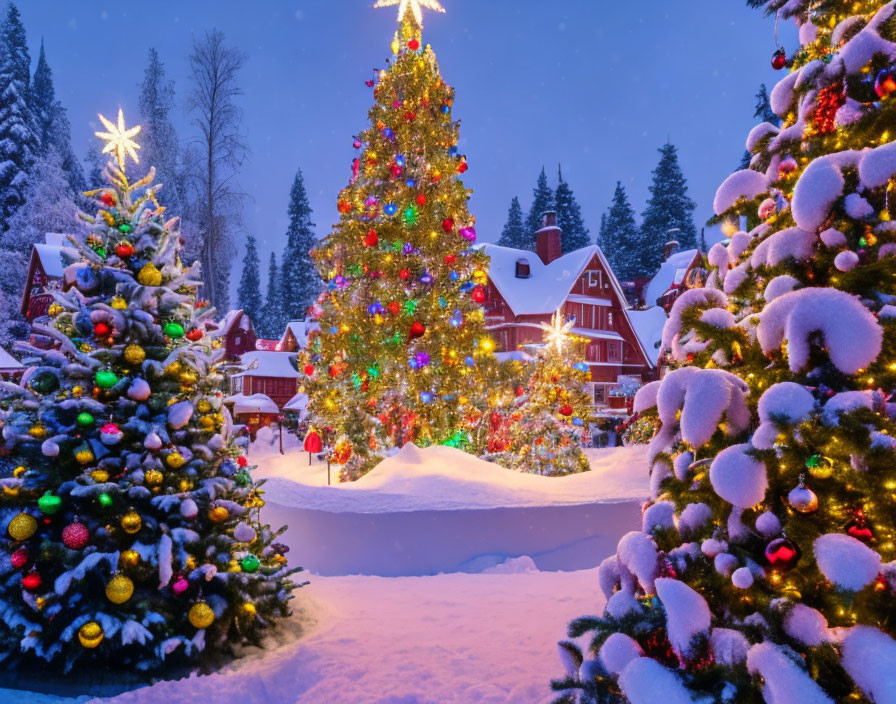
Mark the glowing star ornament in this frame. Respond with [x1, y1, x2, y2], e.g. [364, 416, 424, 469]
[374, 0, 445, 26]
[539, 309, 575, 354]
[95, 108, 141, 170]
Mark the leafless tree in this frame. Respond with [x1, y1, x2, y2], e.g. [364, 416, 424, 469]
[186, 29, 247, 313]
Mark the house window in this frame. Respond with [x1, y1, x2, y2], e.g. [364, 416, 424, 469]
[587, 270, 602, 288]
[608, 342, 621, 362]
[608, 312, 614, 327]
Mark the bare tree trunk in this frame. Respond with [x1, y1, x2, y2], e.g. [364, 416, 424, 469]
[187, 29, 247, 314]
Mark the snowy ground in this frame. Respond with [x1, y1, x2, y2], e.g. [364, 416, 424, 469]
[4, 436, 646, 704]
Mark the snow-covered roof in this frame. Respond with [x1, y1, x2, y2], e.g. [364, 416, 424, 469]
[643, 249, 701, 305]
[211, 309, 252, 337]
[284, 392, 310, 418]
[0, 347, 23, 370]
[479, 244, 611, 316]
[280, 320, 319, 350]
[232, 351, 299, 379]
[494, 350, 533, 364]
[627, 307, 668, 366]
[224, 393, 280, 415]
[34, 242, 75, 278]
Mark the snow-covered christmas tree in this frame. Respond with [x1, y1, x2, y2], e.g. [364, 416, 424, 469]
[0, 111, 299, 673]
[302, 0, 494, 480]
[553, 1, 896, 701]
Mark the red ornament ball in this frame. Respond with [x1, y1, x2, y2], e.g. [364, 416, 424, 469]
[408, 39, 420, 51]
[391, 164, 403, 177]
[471, 286, 486, 303]
[100, 192, 116, 206]
[846, 512, 874, 542]
[558, 404, 573, 417]
[442, 218, 455, 233]
[115, 241, 135, 258]
[457, 158, 468, 174]
[771, 48, 787, 70]
[444, 254, 456, 265]
[765, 537, 799, 571]
[364, 229, 378, 247]
[409, 321, 426, 339]
[237, 456, 248, 468]
[186, 328, 204, 342]
[874, 68, 896, 99]
[10, 547, 28, 569]
[303, 364, 315, 377]
[22, 571, 41, 591]
[62, 522, 90, 550]
[94, 322, 111, 337]
[338, 200, 352, 214]
[416, 194, 427, 206]
[387, 301, 401, 315]
[515, 385, 525, 397]
[399, 269, 411, 280]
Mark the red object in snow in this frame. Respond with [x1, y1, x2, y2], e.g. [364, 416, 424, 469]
[237, 456, 248, 468]
[304, 431, 322, 455]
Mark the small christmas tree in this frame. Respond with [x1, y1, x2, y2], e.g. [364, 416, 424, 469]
[0, 111, 299, 673]
[302, 0, 494, 479]
[488, 311, 591, 476]
[553, 1, 896, 701]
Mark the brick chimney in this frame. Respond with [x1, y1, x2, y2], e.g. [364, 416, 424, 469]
[535, 211, 562, 265]
[663, 239, 681, 261]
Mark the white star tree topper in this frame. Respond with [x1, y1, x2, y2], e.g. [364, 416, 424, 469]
[374, 0, 445, 26]
[95, 108, 142, 170]
[540, 309, 576, 354]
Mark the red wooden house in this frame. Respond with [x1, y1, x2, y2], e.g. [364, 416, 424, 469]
[20, 233, 77, 322]
[229, 351, 299, 409]
[207, 309, 258, 361]
[480, 212, 660, 406]
[643, 246, 707, 312]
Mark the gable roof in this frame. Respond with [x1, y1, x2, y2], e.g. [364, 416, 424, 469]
[280, 320, 319, 350]
[0, 347, 23, 370]
[644, 249, 701, 305]
[232, 351, 298, 379]
[33, 241, 77, 279]
[627, 307, 668, 366]
[224, 393, 280, 415]
[480, 242, 656, 369]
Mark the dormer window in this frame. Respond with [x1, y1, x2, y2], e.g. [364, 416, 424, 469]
[515, 258, 531, 278]
[586, 270, 602, 288]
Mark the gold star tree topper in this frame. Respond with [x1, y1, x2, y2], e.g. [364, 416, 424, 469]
[95, 108, 141, 170]
[374, 0, 445, 26]
[540, 309, 576, 354]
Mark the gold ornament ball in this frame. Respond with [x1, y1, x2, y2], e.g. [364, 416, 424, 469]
[72, 385, 84, 398]
[8, 513, 37, 541]
[47, 303, 63, 317]
[28, 424, 48, 439]
[121, 510, 142, 534]
[242, 602, 257, 616]
[74, 446, 95, 465]
[208, 506, 229, 523]
[179, 479, 194, 492]
[164, 361, 182, 378]
[119, 549, 140, 568]
[78, 621, 104, 648]
[178, 370, 198, 386]
[137, 262, 163, 287]
[165, 452, 186, 469]
[105, 574, 135, 604]
[90, 469, 110, 483]
[196, 399, 212, 414]
[188, 601, 215, 629]
[144, 469, 164, 486]
[808, 459, 834, 480]
[123, 344, 146, 366]
[110, 296, 128, 310]
[198, 416, 215, 431]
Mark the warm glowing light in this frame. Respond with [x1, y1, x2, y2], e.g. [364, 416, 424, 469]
[374, 0, 445, 26]
[540, 309, 575, 354]
[95, 108, 141, 170]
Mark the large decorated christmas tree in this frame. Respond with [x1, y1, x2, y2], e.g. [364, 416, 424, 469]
[553, 1, 896, 701]
[302, 0, 494, 480]
[0, 111, 299, 673]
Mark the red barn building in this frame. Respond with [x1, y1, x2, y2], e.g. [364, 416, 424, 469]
[21, 233, 77, 322]
[207, 309, 258, 361]
[480, 212, 660, 406]
[229, 351, 299, 409]
[643, 245, 707, 313]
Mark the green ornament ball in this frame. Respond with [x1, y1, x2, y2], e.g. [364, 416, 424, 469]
[38, 492, 62, 515]
[163, 322, 185, 339]
[76, 412, 95, 426]
[240, 555, 261, 573]
[95, 370, 118, 390]
[98, 493, 113, 507]
[119, 223, 133, 233]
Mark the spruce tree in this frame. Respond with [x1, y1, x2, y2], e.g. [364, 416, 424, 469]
[554, 2, 896, 700]
[524, 167, 554, 251]
[497, 196, 525, 249]
[237, 235, 263, 325]
[639, 142, 697, 275]
[280, 169, 318, 321]
[0, 3, 36, 228]
[599, 182, 641, 281]
[30, 42, 84, 195]
[555, 165, 589, 253]
[302, 5, 494, 479]
[0, 127, 299, 673]
[261, 252, 283, 339]
[739, 83, 780, 169]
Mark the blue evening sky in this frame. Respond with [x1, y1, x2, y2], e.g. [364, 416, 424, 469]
[18, 0, 796, 274]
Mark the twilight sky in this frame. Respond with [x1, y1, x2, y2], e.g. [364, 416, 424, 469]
[18, 0, 796, 276]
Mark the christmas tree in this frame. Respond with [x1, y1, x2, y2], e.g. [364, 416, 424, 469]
[0, 111, 299, 673]
[487, 311, 590, 476]
[302, 0, 493, 480]
[638, 143, 697, 275]
[553, 2, 896, 701]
